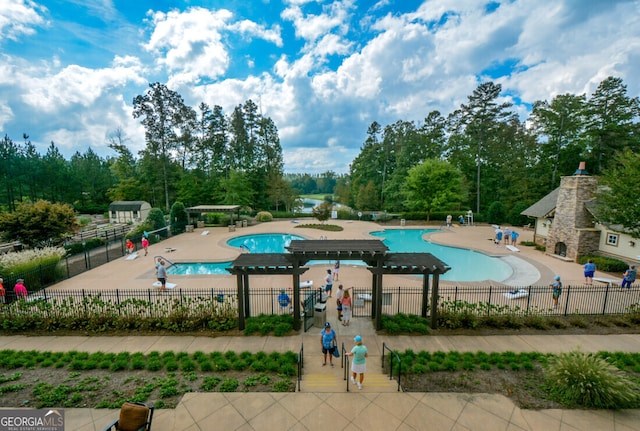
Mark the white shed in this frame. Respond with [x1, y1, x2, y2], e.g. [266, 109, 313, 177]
[108, 201, 151, 224]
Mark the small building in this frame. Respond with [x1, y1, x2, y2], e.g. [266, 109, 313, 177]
[521, 162, 638, 263]
[108, 201, 151, 224]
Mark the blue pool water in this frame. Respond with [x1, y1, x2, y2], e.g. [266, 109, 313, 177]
[369, 229, 512, 282]
[167, 229, 513, 282]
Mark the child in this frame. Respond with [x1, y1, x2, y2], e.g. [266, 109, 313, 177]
[550, 275, 562, 309]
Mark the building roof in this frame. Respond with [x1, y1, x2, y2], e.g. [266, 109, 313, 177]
[521, 188, 559, 218]
[108, 201, 149, 211]
[186, 205, 242, 213]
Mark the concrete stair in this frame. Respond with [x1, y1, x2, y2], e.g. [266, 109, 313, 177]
[298, 355, 401, 392]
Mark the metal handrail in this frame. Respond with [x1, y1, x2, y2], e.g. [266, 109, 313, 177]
[382, 342, 402, 392]
[342, 342, 351, 392]
[297, 343, 304, 392]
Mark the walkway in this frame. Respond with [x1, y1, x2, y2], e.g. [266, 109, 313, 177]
[1, 331, 640, 431]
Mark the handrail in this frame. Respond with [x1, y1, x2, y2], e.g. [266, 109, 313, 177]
[153, 256, 176, 266]
[297, 343, 304, 392]
[342, 342, 351, 392]
[382, 342, 402, 392]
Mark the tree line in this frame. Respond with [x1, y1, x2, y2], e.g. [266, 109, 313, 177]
[346, 76, 639, 223]
[0, 77, 638, 226]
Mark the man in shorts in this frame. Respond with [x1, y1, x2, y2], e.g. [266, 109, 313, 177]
[324, 269, 334, 297]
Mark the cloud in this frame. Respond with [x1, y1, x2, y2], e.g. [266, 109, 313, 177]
[0, 0, 48, 42]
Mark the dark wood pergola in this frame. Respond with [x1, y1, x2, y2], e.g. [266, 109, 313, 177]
[227, 239, 451, 331]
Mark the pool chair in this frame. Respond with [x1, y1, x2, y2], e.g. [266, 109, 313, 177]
[102, 402, 154, 431]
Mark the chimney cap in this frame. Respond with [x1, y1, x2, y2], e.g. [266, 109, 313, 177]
[574, 161, 589, 176]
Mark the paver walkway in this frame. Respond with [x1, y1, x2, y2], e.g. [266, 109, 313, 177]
[1, 331, 640, 431]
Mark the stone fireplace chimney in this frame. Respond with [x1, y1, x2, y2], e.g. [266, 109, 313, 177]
[545, 162, 600, 261]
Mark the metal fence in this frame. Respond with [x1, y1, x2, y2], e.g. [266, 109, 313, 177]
[348, 284, 640, 318]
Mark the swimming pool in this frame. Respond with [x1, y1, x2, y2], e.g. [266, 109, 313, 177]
[166, 229, 513, 281]
[369, 229, 512, 282]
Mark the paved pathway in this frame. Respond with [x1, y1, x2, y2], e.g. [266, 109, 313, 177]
[1, 331, 640, 431]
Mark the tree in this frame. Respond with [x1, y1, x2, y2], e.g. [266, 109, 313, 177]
[531, 93, 586, 188]
[596, 149, 640, 238]
[170, 201, 188, 234]
[311, 201, 332, 223]
[133, 82, 193, 211]
[402, 159, 466, 221]
[449, 82, 516, 213]
[0, 200, 77, 247]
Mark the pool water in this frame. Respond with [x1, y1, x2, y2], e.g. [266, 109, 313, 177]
[369, 229, 512, 282]
[166, 229, 513, 282]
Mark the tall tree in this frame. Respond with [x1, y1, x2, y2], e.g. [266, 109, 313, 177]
[596, 149, 640, 238]
[584, 76, 640, 174]
[449, 82, 516, 213]
[531, 93, 587, 188]
[133, 82, 191, 210]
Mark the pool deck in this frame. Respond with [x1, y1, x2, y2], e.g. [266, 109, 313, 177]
[50, 219, 616, 294]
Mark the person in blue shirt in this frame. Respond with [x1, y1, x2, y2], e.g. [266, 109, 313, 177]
[320, 322, 337, 367]
[277, 289, 291, 311]
[511, 230, 519, 246]
[583, 259, 596, 285]
[550, 275, 562, 309]
[622, 265, 637, 289]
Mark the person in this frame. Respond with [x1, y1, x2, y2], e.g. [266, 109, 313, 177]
[126, 239, 134, 255]
[341, 289, 352, 326]
[550, 275, 562, 309]
[0, 277, 4, 304]
[494, 226, 503, 247]
[14, 279, 28, 299]
[156, 260, 167, 291]
[333, 260, 340, 281]
[346, 335, 368, 390]
[335, 284, 344, 321]
[324, 269, 334, 298]
[503, 227, 512, 245]
[277, 289, 291, 313]
[458, 215, 464, 226]
[583, 259, 596, 285]
[622, 265, 637, 289]
[320, 322, 337, 367]
[511, 230, 520, 246]
[446, 214, 452, 228]
[141, 236, 149, 256]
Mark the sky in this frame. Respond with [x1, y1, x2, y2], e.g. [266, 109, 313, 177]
[1, 0, 639, 174]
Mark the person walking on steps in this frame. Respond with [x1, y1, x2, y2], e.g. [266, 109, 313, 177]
[347, 335, 368, 390]
[622, 265, 637, 289]
[320, 322, 337, 368]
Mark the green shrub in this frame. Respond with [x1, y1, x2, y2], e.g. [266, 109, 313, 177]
[219, 378, 239, 392]
[578, 255, 628, 273]
[255, 211, 273, 222]
[545, 351, 640, 408]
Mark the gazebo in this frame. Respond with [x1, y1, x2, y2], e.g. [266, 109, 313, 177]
[227, 239, 450, 330]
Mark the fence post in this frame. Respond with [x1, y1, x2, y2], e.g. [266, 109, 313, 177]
[526, 286, 531, 313]
[488, 285, 493, 315]
[563, 285, 570, 316]
[602, 284, 609, 315]
[397, 286, 401, 314]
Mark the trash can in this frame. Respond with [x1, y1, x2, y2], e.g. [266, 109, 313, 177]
[242, 220, 247, 227]
[314, 303, 326, 327]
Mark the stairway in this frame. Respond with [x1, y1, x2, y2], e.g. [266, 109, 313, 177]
[298, 355, 401, 392]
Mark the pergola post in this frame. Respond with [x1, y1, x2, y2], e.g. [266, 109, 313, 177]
[430, 273, 440, 329]
[292, 259, 302, 331]
[236, 273, 245, 330]
[421, 274, 430, 318]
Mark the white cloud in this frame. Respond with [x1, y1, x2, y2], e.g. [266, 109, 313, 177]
[0, 0, 48, 42]
[281, 0, 354, 42]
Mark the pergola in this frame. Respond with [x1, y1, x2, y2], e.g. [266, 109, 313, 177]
[185, 205, 242, 224]
[226, 239, 451, 330]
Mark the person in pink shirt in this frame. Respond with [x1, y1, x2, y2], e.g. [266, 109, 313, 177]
[14, 279, 27, 299]
[141, 237, 149, 256]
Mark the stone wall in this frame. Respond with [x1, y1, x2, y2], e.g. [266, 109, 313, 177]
[546, 175, 599, 262]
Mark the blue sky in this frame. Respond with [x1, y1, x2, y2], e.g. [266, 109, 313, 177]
[1, 0, 639, 173]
